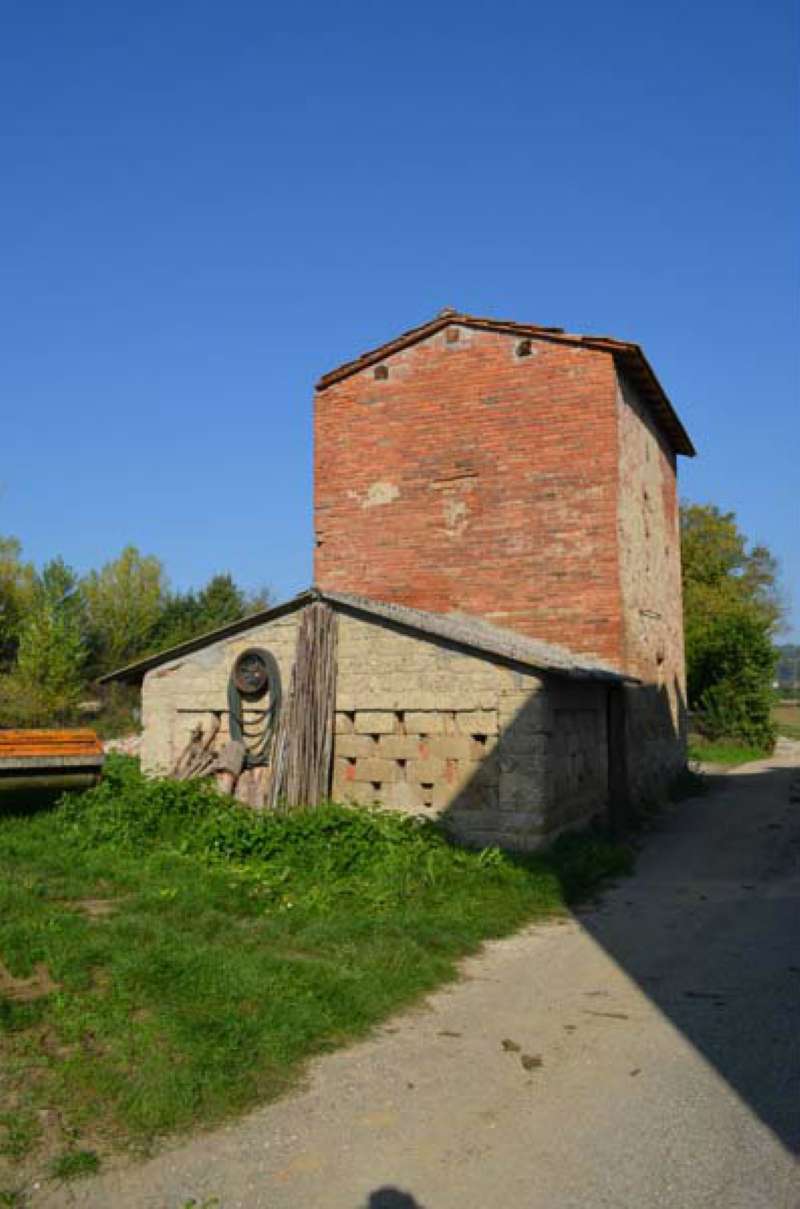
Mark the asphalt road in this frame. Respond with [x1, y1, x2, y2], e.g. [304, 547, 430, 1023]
[40, 742, 800, 1209]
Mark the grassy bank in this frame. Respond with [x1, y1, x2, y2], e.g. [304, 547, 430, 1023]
[687, 739, 768, 766]
[0, 757, 630, 1190]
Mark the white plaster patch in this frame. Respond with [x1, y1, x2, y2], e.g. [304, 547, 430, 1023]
[363, 481, 400, 509]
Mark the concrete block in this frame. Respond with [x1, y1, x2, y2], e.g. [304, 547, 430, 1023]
[334, 712, 354, 734]
[404, 711, 446, 735]
[352, 757, 403, 784]
[337, 782, 385, 806]
[470, 734, 499, 759]
[376, 734, 426, 759]
[354, 711, 399, 735]
[406, 757, 447, 783]
[455, 709, 499, 736]
[423, 735, 474, 761]
[334, 734, 379, 759]
[499, 769, 547, 811]
[387, 781, 429, 810]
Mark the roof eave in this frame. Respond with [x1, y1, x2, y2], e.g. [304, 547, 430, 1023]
[314, 311, 695, 458]
[99, 590, 317, 686]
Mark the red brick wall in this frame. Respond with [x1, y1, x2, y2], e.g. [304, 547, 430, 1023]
[314, 325, 626, 666]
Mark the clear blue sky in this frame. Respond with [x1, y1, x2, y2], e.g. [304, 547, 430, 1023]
[2, 2, 797, 636]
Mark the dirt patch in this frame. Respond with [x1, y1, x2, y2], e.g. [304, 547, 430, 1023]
[0, 961, 59, 1003]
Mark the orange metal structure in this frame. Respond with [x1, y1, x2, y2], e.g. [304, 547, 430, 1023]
[0, 729, 104, 791]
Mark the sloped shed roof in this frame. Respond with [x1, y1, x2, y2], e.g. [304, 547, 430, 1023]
[316, 309, 695, 458]
[101, 588, 635, 687]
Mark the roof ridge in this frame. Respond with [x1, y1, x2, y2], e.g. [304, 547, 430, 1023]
[314, 310, 694, 456]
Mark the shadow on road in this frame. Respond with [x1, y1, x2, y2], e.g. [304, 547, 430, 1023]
[576, 761, 800, 1153]
[363, 1188, 425, 1208]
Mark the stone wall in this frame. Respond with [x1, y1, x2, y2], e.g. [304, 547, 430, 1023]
[140, 612, 301, 776]
[139, 604, 611, 850]
[615, 372, 687, 799]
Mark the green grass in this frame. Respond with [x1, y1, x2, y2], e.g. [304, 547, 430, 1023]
[688, 739, 767, 766]
[0, 756, 630, 1173]
[49, 1149, 100, 1181]
[0, 1112, 40, 1162]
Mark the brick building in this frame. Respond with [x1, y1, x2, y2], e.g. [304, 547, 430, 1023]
[314, 310, 695, 801]
[108, 310, 695, 846]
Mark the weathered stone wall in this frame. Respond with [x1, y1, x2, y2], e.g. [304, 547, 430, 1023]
[140, 605, 611, 850]
[140, 613, 301, 776]
[615, 371, 687, 799]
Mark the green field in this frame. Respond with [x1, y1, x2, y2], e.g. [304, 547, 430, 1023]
[772, 700, 800, 741]
[0, 757, 629, 1196]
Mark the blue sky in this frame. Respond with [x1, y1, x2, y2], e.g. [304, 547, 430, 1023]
[2, 1, 797, 635]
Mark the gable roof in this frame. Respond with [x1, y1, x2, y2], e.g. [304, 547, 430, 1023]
[315, 309, 695, 458]
[101, 587, 635, 687]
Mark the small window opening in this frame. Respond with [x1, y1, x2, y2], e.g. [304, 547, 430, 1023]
[516, 338, 532, 357]
[374, 364, 389, 380]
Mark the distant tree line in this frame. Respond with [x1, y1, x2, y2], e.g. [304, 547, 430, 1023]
[0, 539, 271, 728]
[681, 502, 782, 751]
[0, 508, 786, 751]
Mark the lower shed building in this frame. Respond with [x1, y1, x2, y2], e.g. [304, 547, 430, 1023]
[106, 588, 634, 851]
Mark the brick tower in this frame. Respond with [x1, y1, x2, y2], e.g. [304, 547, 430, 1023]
[314, 310, 695, 797]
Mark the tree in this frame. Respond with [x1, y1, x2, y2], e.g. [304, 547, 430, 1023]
[0, 535, 36, 666]
[195, 573, 247, 630]
[81, 546, 167, 675]
[0, 558, 87, 723]
[681, 503, 780, 749]
[150, 573, 271, 652]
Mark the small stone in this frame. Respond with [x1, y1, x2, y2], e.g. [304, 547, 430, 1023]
[501, 1038, 521, 1052]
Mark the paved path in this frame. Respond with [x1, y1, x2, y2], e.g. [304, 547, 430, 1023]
[41, 744, 800, 1209]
